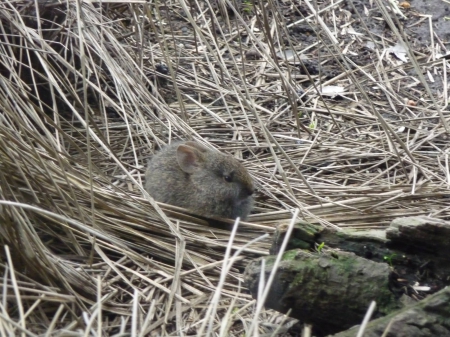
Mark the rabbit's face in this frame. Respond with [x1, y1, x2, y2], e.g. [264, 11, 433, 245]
[209, 154, 254, 200]
[194, 153, 254, 210]
[176, 142, 254, 219]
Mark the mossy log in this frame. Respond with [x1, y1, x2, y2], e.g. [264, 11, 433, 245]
[244, 250, 400, 336]
[249, 216, 450, 336]
[330, 286, 450, 337]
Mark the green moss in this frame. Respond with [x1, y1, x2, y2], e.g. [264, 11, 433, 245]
[293, 221, 322, 240]
[287, 238, 311, 250]
[335, 254, 355, 274]
[282, 250, 298, 261]
[376, 285, 401, 314]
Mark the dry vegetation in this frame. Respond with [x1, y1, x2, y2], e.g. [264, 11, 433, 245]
[0, 0, 449, 335]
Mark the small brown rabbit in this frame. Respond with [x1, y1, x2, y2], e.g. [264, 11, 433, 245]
[145, 141, 254, 220]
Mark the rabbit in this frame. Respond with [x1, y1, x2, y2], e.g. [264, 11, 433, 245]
[145, 141, 254, 220]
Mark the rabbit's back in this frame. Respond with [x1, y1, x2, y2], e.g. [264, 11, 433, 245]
[145, 143, 190, 205]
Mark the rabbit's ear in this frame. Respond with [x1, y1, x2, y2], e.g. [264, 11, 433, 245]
[184, 141, 209, 153]
[176, 144, 204, 173]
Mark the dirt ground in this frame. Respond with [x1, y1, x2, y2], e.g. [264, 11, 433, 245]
[160, 0, 450, 102]
[410, 0, 450, 45]
[287, 0, 449, 87]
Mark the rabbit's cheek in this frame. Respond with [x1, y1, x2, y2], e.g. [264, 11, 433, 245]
[235, 199, 244, 207]
[236, 195, 251, 206]
[237, 188, 249, 200]
[221, 189, 235, 201]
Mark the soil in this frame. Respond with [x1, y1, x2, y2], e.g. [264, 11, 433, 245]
[410, 0, 450, 45]
[153, 0, 450, 115]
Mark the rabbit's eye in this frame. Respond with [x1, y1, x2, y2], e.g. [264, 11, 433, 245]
[224, 175, 233, 182]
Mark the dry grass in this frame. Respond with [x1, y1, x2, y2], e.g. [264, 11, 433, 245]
[0, 0, 448, 335]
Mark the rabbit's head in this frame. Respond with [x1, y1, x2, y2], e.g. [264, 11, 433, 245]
[176, 141, 254, 219]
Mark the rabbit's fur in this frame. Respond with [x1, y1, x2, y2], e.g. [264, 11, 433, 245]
[145, 141, 254, 220]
